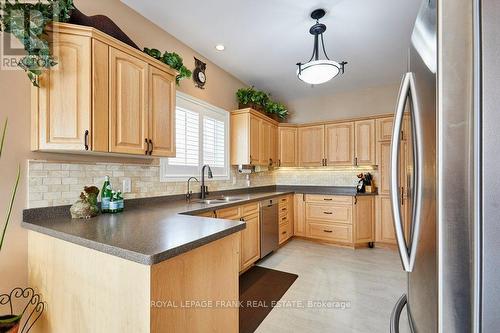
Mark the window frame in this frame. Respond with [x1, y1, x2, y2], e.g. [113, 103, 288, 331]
[160, 92, 230, 182]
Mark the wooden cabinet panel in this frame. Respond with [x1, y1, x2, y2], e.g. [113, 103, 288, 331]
[259, 120, 272, 166]
[375, 195, 397, 244]
[354, 120, 376, 165]
[377, 141, 391, 195]
[354, 196, 374, 243]
[325, 122, 355, 166]
[91, 39, 109, 152]
[216, 206, 240, 220]
[298, 125, 325, 166]
[278, 127, 297, 167]
[149, 66, 175, 157]
[37, 33, 91, 150]
[279, 223, 290, 244]
[197, 211, 216, 218]
[376, 117, 394, 141]
[305, 194, 353, 204]
[240, 213, 260, 271]
[240, 203, 259, 217]
[305, 203, 352, 224]
[249, 115, 261, 165]
[270, 125, 278, 166]
[294, 194, 306, 236]
[308, 222, 352, 243]
[110, 48, 149, 155]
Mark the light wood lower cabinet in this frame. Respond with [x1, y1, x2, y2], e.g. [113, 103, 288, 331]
[215, 202, 260, 272]
[294, 194, 306, 236]
[278, 195, 294, 244]
[298, 194, 374, 247]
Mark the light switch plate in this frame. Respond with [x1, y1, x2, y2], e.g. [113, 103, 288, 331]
[122, 178, 131, 193]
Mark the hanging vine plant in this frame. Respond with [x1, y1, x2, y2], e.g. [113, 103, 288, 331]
[0, 0, 74, 87]
[143, 48, 192, 85]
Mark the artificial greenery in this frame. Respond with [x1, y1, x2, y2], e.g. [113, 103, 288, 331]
[236, 87, 288, 120]
[143, 47, 192, 85]
[0, 119, 21, 252]
[0, 0, 74, 87]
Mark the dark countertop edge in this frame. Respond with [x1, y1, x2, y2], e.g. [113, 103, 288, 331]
[21, 220, 246, 265]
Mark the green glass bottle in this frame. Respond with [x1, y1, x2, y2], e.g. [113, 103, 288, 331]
[116, 191, 124, 213]
[101, 176, 112, 213]
[109, 191, 119, 214]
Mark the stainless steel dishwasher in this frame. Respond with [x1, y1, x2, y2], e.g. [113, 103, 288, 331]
[259, 198, 279, 258]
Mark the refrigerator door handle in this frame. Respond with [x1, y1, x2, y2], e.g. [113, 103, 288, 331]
[390, 294, 408, 333]
[391, 72, 424, 273]
[391, 72, 412, 272]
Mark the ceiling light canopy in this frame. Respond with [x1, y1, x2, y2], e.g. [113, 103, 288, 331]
[215, 44, 225, 51]
[296, 9, 347, 85]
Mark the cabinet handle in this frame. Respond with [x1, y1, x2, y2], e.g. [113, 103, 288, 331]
[323, 212, 333, 215]
[145, 139, 149, 155]
[401, 187, 404, 205]
[269, 158, 273, 166]
[323, 198, 333, 201]
[149, 139, 153, 155]
[324, 158, 328, 166]
[84, 130, 89, 151]
[240, 217, 245, 222]
[323, 230, 333, 233]
[281, 216, 287, 221]
[282, 231, 287, 235]
[354, 196, 358, 205]
[278, 159, 281, 167]
[281, 208, 287, 211]
[355, 157, 358, 166]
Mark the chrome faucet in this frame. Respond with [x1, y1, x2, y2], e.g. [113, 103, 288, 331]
[200, 164, 213, 199]
[186, 177, 199, 201]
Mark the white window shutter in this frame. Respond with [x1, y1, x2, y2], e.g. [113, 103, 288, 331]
[169, 108, 199, 166]
[203, 117, 225, 169]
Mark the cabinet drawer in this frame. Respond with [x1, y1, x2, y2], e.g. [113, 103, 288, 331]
[279, 214, 289, 226]
[308, 223, 352, 243]
[216, 206, 240, 220]
[306, 203, 352, 224]
[197, 211, 215, 218]
[279, 206, 289, 217]
[305, 194, 353, 204]
[240, 202, 259, 217]
[279, 223, 290, 244]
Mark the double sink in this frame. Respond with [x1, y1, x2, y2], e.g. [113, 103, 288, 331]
[193, 196, 243, 205]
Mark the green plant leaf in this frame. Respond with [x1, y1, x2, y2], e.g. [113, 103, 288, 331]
[0, 162, 21, 252]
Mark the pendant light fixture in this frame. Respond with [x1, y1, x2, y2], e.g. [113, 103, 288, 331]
[296, 9, 347, 85]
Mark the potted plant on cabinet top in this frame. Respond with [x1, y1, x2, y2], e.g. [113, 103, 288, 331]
[0, 119, 44, 333]
[236, 87, 289, 121]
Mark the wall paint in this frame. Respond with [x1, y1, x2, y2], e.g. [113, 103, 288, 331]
[0, 0, 247, 292]
[287, 83, 400, 123]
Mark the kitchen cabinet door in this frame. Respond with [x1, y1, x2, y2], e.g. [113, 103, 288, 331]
[376, 117, 394, 141]
[270, 124, 279, 166]
[259, 121, 272, 166]
[377, 141, 391, 195]
[354, 120, 376, 165]
[278, 127, 297, 167]
[249, 115, 261, 165]
[325, 122, 355, 166]
[354, 196, 374, 243]
[149, 66, 176, 157]
[375, 195, 397, 244]
[298, 125, 325, 166]
[240, 213, 260, 271]
[110, 48, 149, 155]
[294, 194, 306, 236]
[36, 33, 92, 151]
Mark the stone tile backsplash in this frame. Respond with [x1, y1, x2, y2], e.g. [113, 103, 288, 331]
[27, 160, 378, 208]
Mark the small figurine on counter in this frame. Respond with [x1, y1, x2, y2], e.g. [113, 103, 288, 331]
[70, 186, 100, 219]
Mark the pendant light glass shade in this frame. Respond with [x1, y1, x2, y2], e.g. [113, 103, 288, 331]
[296, 60, 341, 85]
[296, 9, 347, 85]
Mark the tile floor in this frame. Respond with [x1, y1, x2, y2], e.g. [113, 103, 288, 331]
[256, 239, 411, 333]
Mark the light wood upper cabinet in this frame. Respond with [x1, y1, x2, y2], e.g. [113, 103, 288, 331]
[376, 117, 394, 141]
[149, 66, 176, 157]
[230, 109, 279, 166]
[31, 23, 177, 157]
[259, 120, 272, 166]
[278, 127, 297, 167]
[298, 125, 325, 166]
[110, 48, 149, 155]
[354, 120, 376, 165]
[35, 33, 92, 151]
[325, 122, 355, 166]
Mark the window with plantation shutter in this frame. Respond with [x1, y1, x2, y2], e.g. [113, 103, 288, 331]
[161, 92, 229, 181]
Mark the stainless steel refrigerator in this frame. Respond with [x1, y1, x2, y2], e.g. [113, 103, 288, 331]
[389, 0, 499, 331]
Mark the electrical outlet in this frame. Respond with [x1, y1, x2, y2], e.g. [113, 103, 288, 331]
[122, 178, 131, 193]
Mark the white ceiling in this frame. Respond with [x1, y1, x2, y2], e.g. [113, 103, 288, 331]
[122, 0, 420, 111]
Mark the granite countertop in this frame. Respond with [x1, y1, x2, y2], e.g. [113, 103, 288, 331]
[22, 185, 376, 266]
